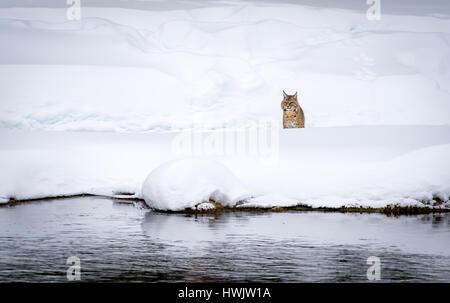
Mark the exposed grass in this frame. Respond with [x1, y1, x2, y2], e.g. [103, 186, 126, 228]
[163, 201, 450, 216]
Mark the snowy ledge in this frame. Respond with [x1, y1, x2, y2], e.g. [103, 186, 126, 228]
[1, 126, 449, 210]
[2, 195, 449, 217]
[184, 200, 450, 216]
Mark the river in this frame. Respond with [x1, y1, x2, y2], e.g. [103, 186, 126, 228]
[0, 197, 449, 282]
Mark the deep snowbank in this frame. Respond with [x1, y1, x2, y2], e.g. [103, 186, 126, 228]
[1, 4, 450, 131]
[141, 158, 249, 210]
[1, 126, 449, 210]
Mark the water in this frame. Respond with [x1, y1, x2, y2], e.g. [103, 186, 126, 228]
[0, 197, 449, 282]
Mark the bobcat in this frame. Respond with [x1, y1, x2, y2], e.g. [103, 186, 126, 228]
[281, 90, 305, 128]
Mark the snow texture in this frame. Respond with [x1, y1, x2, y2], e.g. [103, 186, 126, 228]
[1, 126, 449, 210]
[0, 2, 450, 131]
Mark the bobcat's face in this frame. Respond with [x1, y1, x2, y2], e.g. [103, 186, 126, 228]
[281, 92, 299, 112]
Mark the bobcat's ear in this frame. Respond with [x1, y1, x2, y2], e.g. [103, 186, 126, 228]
[294, 91, 298, 99]
[283, 90, 288, 98]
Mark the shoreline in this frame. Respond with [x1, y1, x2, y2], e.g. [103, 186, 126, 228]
[2, 194, 449, 216]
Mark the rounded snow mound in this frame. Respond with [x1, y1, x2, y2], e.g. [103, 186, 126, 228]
[141, 158, 250, 211]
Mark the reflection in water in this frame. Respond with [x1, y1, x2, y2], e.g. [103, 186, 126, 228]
[0, 198, 449, 282]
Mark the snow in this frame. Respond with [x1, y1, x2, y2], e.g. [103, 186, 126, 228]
[1, 126, 449, 210]
[243, 193, 300, 208]
[0, 1, 450, 210]
[141, 158, 250, 211]
[1, 2, 450, 131]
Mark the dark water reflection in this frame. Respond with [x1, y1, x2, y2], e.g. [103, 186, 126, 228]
[0, 197, 449, 282]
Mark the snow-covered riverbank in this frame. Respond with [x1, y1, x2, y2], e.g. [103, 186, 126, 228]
[1, 2, 450, 211]
[1, 126, 449, 210]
